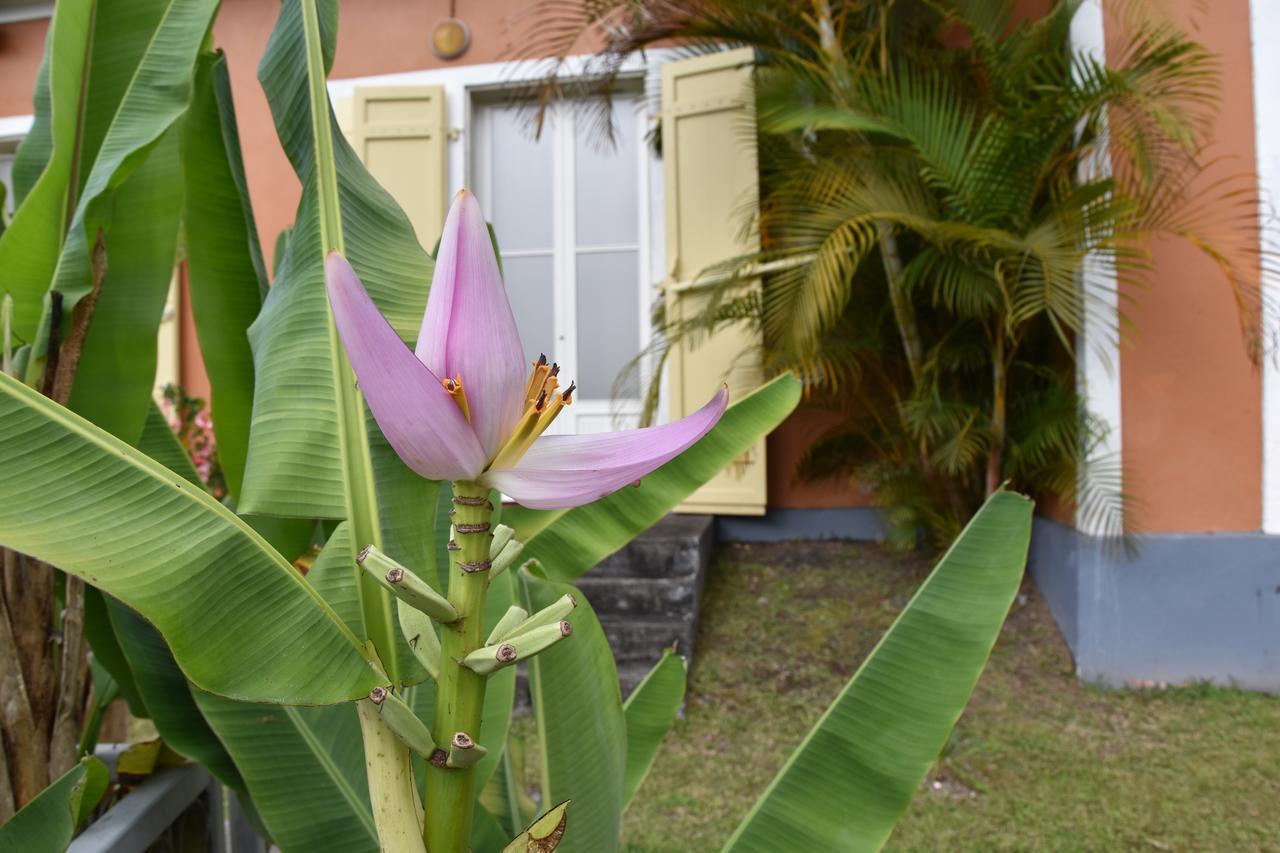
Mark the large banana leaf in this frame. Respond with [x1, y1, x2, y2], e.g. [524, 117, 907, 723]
[0, 757, 108, 853]
[105, 601, 246, 792]
[522, 572, 626, 853]
[194, 692, 378, 853]
[722, 489, 1033, 852]
[184, 522, 375, 853]
[10, 27, 51, 206]
[240, 0, 434, 520]
[621, 650, 686, 809]
[81, 585, 146, 716]
[504, 374, 802, 582]
[0, 0, 93, 339]
[66, 129, 183, 442]
[79, 406, 247, 791]
[239, 0, 439, 690]
[181, 50, 270, 501]
[1, 0, 218, 389]
[0, 371, 380, 704]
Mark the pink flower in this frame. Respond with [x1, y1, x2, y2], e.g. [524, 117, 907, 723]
[325, 189, 726, 509]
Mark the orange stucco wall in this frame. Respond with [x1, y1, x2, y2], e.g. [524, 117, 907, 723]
[768, 408, 876, 508]
[1115, 0, 1262, 532]
[0, 18, 45, 120]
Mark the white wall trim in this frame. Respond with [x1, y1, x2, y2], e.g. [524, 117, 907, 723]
[1250, 0, 1280, 533]
[1070, 1, 1124, 537]
[327, 52, 671, 205]
[0, 114, 33, 141]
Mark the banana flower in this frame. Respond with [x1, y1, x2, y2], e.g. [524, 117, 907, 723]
[325, 189, 727, 509]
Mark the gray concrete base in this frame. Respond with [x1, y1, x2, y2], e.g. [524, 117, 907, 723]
[1028, 517, 1280, 693]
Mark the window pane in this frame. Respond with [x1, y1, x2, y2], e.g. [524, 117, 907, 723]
[503, 254, 555, 362]
[576, 251, 640, 399]
[574, 98, 638, 247]
[489, 107, 553, 251]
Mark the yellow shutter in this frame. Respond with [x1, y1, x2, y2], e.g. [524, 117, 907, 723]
[662, 48, 766, 515]
[349, 86, 448, 250]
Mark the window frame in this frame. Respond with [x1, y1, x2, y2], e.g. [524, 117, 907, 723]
[0, 115, 34, 218]
[470, 89, 650, 434]
[328, 52, 676, 431]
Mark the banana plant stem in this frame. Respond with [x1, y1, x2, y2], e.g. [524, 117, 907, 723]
[425, 480, 492, 852]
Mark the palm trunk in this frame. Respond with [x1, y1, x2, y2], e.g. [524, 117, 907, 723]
[0, 558, 47, 810]
[986, 325, 1008, 496]
[0, 236, 105, 807]
[878, 223, 925, 387]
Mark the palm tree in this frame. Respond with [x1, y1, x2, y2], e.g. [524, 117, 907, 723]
[517, 0, 1265, 546]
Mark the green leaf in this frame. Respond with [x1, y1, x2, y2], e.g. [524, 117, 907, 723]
[3, 0, 218, 385]
[307, 522, 364, 633]
[66, 129, 183, 443]
[472, 806, 511, 853]
[522, 572, 625, 853]
[505, 375, 802, 582]
[82, 585, 147, 716]
[722, 489, 1033, 852]
[240, 0, 438, 687]
[194, 691, 379, 853]
[621, 649, 686, 809]
[105, 600, 246, 792]
[191, 525, 379, 853]
[181, 50, 269, 501]
[481, 737, 536, 840]
[0, 0, 94, 341]
[0, 756, 109, 853]
[10, 28, 52, 206]
[78, 658, 120, 757]
[0, 371, 380, 704]
[240, 0, 434, 520]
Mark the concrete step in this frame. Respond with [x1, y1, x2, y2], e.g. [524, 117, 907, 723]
[574, 575, 696, 619]
[598, 616, 696, 665]
[590, 514, 714, 580]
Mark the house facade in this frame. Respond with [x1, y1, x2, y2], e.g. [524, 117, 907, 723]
[0, 0, 1276, 689]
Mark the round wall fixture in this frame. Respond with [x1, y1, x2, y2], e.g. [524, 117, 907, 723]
[432, 16, 470, 60]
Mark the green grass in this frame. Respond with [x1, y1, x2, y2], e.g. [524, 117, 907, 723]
[612, 541, 1280, 852]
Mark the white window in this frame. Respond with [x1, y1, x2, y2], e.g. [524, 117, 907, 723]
[471, 93, 650, 435]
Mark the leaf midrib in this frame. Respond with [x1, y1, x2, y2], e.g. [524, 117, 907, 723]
[0, 371, 372, 662]
[284, 706, 379, 843]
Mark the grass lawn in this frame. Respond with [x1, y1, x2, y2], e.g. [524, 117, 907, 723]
[615, 541, 1280, 851]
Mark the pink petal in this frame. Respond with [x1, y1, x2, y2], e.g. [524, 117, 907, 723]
[416, 190, 527, 459]
[481, 388, 729, 509]
[326, 252, 487, 481]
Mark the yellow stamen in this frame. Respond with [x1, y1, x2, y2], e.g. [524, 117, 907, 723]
[490, 378, 576, 470]
[523, 355, 550, 409]
[444, 374, 472, 422]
